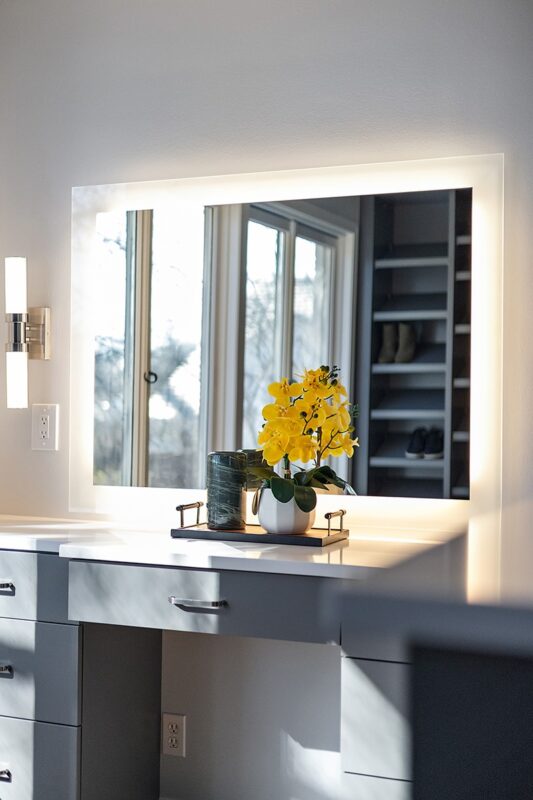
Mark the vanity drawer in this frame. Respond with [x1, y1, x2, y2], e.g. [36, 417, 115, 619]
[0, 619, 80, 726]
[0, 716, 79, 799]
[69, 561, 339, 644]
[0, 552, 70, 624]
[341, 656, 411, 781]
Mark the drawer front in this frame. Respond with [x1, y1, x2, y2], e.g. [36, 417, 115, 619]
[0, 716, 79, 799]
[0, 619, 80, 725]
[341, 657, 411, 781]
[0, 552, 70, 624]
[69, 561, 339, 644]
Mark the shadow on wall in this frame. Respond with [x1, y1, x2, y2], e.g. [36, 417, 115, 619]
[160, 631, 366, 800]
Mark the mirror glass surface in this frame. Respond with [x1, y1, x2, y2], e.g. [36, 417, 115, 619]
[92, 188, 472, 499]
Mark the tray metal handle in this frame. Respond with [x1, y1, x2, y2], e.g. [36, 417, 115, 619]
[0, 665, 13, 677]
[324, 509, 346, 537]
[0, 581, 14, 592]
[169, 596, 228, 611]
[0, 767, 12, 781]
[175, 501, 204, 529]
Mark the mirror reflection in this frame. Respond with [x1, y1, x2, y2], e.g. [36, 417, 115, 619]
[93, 188, 471, 499]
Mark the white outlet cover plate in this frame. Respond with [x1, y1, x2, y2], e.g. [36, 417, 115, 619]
[162, 713, 186, 757]
[31, 404, 59, 451]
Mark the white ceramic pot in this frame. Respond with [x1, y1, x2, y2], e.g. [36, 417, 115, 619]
[257, 487, 316, 535]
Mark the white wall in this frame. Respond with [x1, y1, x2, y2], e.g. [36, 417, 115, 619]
[1, 2, 533, 796]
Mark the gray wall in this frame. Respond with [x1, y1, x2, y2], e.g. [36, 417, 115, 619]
[1, 2, 533, 796]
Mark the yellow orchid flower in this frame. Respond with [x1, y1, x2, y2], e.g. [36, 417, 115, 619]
[323, 433, 359, 458]
[302, 369, 330, 399]
[262, 403, 299, 424]
[267, 378, 302, 406]
[322, 436, 344, 457]
[262, 437, 289, 466]
[329, 401, 351, 431]
[257, 419, 291, 448]
[331, 382, 348, 400]
[288, 435, 318, 464]
[342, 435, 359, 458]
[255, 365, 357, 473]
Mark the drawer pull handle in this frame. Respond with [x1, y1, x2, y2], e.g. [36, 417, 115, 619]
[169, 596, 228, 611]
[0, 582, 14, 592]
[0, 768, 11, 781]
[0, 665, 13, 677]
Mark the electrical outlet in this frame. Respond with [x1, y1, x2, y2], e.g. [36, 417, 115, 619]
[31, 404, 59, 451]
[162, 713, 186, 757]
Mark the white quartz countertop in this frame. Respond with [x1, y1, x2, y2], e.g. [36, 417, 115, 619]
[0, 518, 462, 581]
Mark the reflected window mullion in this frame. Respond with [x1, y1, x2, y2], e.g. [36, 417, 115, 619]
[121, 210, 137, 485]
[131, 209, 153, 488]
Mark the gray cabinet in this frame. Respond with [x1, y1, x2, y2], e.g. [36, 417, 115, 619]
[0, 550, 161, 800]
[0, 550, 80, 799]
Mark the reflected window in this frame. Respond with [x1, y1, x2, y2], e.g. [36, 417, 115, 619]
[93, 207, 206, 488]
[93, 211, 135, 486]
[293, 233, 333, 375]
[242, 220, 286, 449]
[241, 208, 337, 449]
[148, 208, 205, 489]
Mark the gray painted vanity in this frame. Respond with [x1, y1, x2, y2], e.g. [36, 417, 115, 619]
[0, 523, 466, 799]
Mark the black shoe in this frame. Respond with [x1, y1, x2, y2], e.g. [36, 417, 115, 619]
[424, 428, 444, 460]
[405, 427, 426, 459]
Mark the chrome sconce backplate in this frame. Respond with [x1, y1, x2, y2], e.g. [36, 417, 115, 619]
[5, 307, 51, 360]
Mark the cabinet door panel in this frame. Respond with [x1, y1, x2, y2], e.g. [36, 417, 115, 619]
[0, 716, 79, 799]
[342, 657, 411, 781]
[0, 619, 80, 725]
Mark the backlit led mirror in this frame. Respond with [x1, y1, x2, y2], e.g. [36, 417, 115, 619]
[93, 188, 471, 499]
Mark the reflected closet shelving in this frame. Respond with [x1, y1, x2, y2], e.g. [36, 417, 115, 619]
[354, 189, 472, 499]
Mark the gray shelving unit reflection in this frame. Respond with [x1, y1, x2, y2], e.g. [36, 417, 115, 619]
[353, 189, 472, 499]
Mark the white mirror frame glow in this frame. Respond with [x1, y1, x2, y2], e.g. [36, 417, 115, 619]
[71, 154, 503, 599]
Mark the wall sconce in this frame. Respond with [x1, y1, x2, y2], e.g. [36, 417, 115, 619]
[4, 258, 50, 408]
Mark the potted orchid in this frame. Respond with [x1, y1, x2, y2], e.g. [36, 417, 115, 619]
[250, 365, 358, 534]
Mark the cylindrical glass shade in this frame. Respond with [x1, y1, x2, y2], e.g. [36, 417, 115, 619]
[6, 351, 28, 408]
[5, 257, 27, 315]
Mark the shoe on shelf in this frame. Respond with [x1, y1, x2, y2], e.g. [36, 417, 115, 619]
[424, 428, 444, 460]
[405, 427, 427, 459]
[378, 323, 397, 363]
[395, 322, 416, 363]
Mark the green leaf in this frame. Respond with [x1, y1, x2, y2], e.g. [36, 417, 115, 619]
[270, 476, 295, 503]
[314, 465, 345, 488]
[297, 466, 322, 485]
[312, 466, 357, 495]
[294, 485, 317, 512]
[247, 466, 276, 481]
[308, 478, 330, 490]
